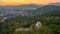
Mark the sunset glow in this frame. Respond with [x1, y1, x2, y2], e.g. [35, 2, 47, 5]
[0, 0, 60, 5]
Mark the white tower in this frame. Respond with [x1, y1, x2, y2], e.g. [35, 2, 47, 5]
[36, 21, 42, 28]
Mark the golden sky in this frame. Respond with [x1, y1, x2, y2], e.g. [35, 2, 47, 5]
[0, 0, 60, 5]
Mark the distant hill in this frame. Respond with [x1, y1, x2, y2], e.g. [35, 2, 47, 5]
[36, 5, 60, 12]
[0, 4, 44, 11]
[48, 3, 60, 6]
[26, 5, 60, 16]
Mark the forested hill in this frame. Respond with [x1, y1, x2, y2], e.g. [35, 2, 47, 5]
[26, 5, 60, 17]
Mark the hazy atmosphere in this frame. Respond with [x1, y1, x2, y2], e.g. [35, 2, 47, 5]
[0, 0, 60, 5]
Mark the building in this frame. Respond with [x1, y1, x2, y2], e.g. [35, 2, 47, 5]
[36, 21, 42, 28]
[15, 27, 30, 32]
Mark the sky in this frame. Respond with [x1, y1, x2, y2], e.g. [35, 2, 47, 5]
[0, 0, 60, 5]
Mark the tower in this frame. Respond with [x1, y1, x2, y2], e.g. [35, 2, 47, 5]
[36, 21, 42, 28]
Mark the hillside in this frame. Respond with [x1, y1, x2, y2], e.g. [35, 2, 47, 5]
[48, 3, 60, 6]
[26, 5, 60, 16]
[0, 4, 44, 10]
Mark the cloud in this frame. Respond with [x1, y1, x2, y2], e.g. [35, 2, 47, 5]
[0, 0, 60, 5]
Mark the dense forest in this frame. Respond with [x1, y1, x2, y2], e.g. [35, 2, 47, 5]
[0, 5, 60, 34]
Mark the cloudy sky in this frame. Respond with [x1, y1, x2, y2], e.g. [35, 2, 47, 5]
[0, 0, 60, 5]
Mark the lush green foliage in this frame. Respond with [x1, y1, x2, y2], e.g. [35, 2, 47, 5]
[0, 16, 60, 34]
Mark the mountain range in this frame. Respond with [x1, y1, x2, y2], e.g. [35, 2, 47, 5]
[0, 3, 60, 16]
[0, 4, 44, 10]
[0, 3, 60, 11]
[48, 3, 60, 6]
[26, 4, 60, 16]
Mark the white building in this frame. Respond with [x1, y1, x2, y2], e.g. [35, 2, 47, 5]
[36, 21, 42, 28]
